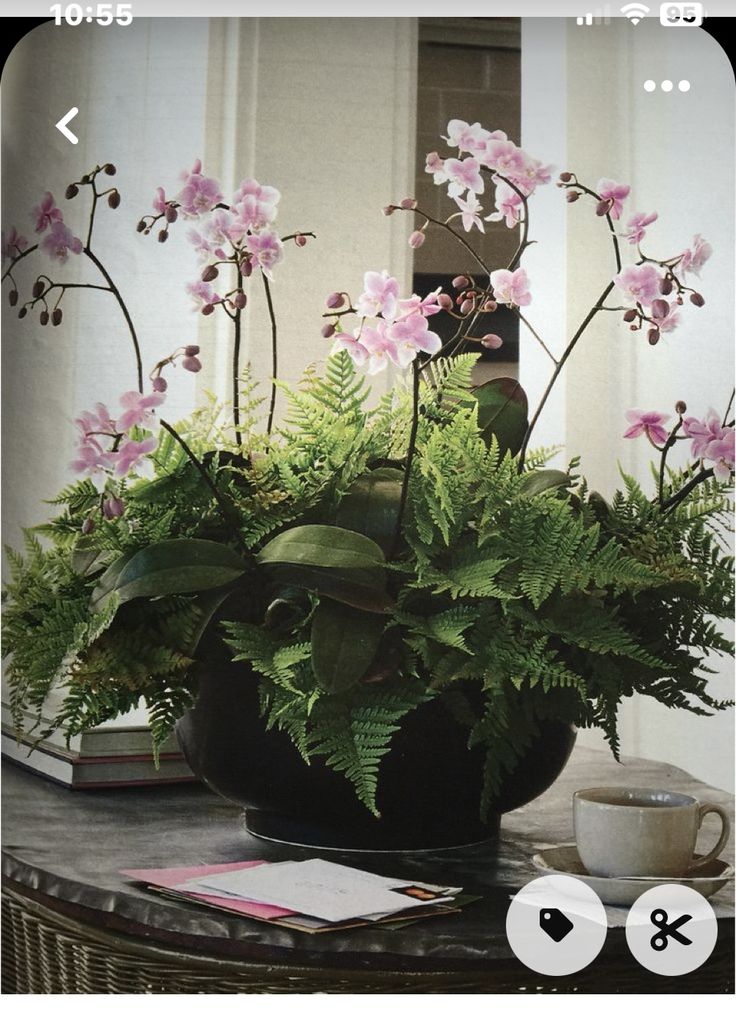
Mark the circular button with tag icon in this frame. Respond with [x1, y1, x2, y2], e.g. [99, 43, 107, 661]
[506, 874, 608, 976]
[625, 884, 718, 976]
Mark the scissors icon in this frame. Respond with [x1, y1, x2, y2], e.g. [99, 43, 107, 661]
[650, 908, 693, 950]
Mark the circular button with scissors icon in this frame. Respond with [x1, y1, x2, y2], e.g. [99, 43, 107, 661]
[650, 907, 692, 950]
[626, 885, 718, 975]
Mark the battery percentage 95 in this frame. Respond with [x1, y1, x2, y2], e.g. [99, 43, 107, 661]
[660, 3, 704, 26]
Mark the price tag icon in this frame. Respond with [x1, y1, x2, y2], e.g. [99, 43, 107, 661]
[539, 907, 574, 942]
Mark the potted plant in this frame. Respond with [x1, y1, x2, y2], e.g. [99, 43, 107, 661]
[3, 121, 733, 850]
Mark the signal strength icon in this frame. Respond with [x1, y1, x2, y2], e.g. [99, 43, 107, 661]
[576, 6, 612, 26]
[620, 3, 650, 24]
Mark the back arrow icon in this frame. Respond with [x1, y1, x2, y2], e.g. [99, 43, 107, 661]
[55, 107, 79, 144]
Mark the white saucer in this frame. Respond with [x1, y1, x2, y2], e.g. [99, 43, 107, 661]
[532, 845, 734, 907]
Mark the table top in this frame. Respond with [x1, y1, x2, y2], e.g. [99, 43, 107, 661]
[2, 746, 734, 973]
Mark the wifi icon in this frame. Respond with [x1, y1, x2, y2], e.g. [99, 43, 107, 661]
[620, 3, 650, 24]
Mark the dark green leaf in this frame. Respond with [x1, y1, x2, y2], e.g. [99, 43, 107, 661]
[473, 377, 529, 455]
[257, 525, 392, 613]
[91, 538, 246, 613]
[519, 469, 571, 498]
[311, 600, 385, 693]
[336, 468, 404, 554]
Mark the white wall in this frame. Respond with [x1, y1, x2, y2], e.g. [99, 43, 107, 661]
[521, 19, 734, 790]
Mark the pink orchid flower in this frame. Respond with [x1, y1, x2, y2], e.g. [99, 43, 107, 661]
[397, 288, 443, 318]
[443, 119, 491, 156]
[186, 279, 221, 310]
[232, 194, 278, 234]
[1, 226, 29, 264]
[360, 322, 400, 375]
[75, 403, 116, 441]
[70, 440, 112, 479]
[613, 264, 661, 307]
[40, 221, 83, 263]
[32, 192, 64, 234]
[117, 391, 165, 433]
[513, 153, 553, 194]
[424, 152, 448, 186]
[682, 410, 731, 460]
[176, 170, 224, 217]
[111, 436, 158, 477]
[623, 409, 670, 445]
[204, 209, 237, 252]
[596, 179, 630, 220]
[232, 178, 281, 209]
[444, 157, 485, 198]
[656, 305, 681, 334]
[152, 187, 168, 215]
[480, 139, 526, 179]
[622, 211, 658, 245]
[186, 229, 213, 261]
[490, 267, 532, 308]
[355, 270, 400, 321]
[244, 229, 284, 280]
[453, 193, 485, 232]
[704, 430, 735, 481]
[389, 313, 442, 367]
[332, 332, 369, 368]
[679, 234, 712, 277]
[485, 181, 523, 229]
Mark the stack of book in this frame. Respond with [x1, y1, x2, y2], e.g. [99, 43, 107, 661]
[1, 700, 194, 788]
[122, 858, 473, 934]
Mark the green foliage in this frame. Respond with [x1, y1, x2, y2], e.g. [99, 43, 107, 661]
[4, 350, 733, 817]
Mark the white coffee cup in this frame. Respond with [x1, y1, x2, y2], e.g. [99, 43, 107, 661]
[573, 786, 731, 878]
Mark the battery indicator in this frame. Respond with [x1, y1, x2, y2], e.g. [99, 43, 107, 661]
[660, 3, 704, 26]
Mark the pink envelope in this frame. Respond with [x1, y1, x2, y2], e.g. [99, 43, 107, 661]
[120, 860, 296, 919]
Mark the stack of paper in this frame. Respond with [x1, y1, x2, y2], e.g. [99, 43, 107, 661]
[122, 859, 468, 934]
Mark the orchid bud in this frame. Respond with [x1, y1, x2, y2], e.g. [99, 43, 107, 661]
[17, 306, 27, 318]
[480, 333, 503, 350]
[622, 309, 638, 323]
[201, 264, 219, 282]
[182, 355, 202, 372]
[32, 280, 45, 298]
[184, 345, 200, 357]
[136, 220, 146, 233]
[400, 197, 417, 210]
[675, 400, 687, 415]
[294, 233, 308, 247]
[81, 516, 95, 535]
[409, 230, 425, 249]
[9, 290, 18, 307]
[651, 299, 669, 320]
[438, 293, 453, 310]
[483, 300, 498, 312]
[676, 295, 684, 305]
[103, 163, 117, 176]
[39, 310, 49, 326]
[566, 190, 581, 203]
[158, 228, 168, 243]
[152, 376, 168, 393]
[108, 191, 121, 209]
[201, 303, 215, 316]
[595, 200, 610, 217]
[559, 171, 573, 183]
[690, 292, 705, 307]
[629, 325, 638, 332]
[52, 308, 63, 326]
[382, 205, 395, 217]
[102, 495, 125, 520]
[325, 291, 345, 309]
[233, 291, 247, 309]
[165, 205, 178, 223]
[659, 276, 673, 295]
[460, 298, 474, 315]
[65, 183, 79, 199]
[647, 328, 660, 345]
[240, 257, 253, 277]
[452, 275, 469, 290]
[321, 323, 336, 339]
[81, 174, 91, 184]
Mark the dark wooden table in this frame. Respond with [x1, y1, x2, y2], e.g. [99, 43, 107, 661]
[2, 747, 733, 993]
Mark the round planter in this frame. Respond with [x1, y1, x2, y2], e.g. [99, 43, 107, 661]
[177, 657, 576, 852]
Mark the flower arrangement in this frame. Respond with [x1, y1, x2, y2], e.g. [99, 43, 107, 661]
[2, 119, 733, 819]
